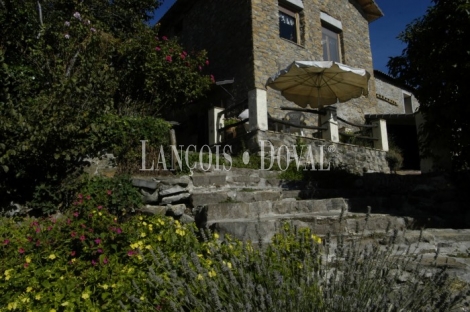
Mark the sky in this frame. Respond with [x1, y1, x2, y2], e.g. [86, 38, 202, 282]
[153, 0, 433, 73]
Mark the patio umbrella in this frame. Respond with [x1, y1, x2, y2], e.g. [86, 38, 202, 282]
[266, 61, 370, 108]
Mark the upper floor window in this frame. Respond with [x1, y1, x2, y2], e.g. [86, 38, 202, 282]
[279, 0, 303, 44]
[320, 12, 342, 62]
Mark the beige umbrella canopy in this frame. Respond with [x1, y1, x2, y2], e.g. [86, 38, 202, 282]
[266, 61, 371, 108]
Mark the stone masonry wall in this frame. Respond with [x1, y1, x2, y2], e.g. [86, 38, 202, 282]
[243, 130, 390, 175]
[375, 76, 420, 114]
[161, 0, 379, 122]
[251, 0, 378, 127]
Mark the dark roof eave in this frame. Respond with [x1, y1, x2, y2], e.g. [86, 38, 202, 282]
[356, 0, 384, 23]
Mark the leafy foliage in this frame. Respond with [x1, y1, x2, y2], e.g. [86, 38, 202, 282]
[387, 0, 470, 170]
[0, 1, 213, 210]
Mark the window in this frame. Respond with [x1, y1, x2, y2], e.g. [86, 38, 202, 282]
[279, 6, 299, 43]
[279, 0, 303, 44]
[320, 12, 342, 62]
[403, 93, 413, 114]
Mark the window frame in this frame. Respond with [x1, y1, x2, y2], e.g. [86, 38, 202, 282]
[321, 23, 342, 62]
[279, 5, 301, 44]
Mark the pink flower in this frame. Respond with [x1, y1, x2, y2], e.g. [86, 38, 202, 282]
[64, 21, 70, 27]
[35, 227, 40, 233]
[103, 257, 109, 264]
[94, 238, 101, 245]
[81, 224, 86, 228]
[3, 239, 9, 245]
[198, 66, 202, 71]
[24, 263, 29, 268]
[71, 251, 76, 256]
[155, 46, 161, 51]
[183, 51, 188, 56]
[86, 195, 91, 200]
[205, 60, 209, 65]
[180, 53, 186, 60]
[116, 228, 122, 234]
[97, 206, 102, 210]
[77, 194, 83, 199]
[19, 248, 25, 254]
[211, 74, 215, 83]
[35, 240, 40, 247]
[73, 12, 81, 20]
[97, 248, 103, 254]
[47, 226, 53, 231]
[80, 235, 86, 242]
[166, 55, 172, 62]
[91, 259, 97, 266]
[78, 199, 83, 205]
[127, 250, 136, 256]
[27, 236, 32, 242]
[162, 36, 168, 41]
[106, 190, 112, 195]
[71, 231, 77, 237]
[73, 212, 79, 217]
[67, 219, 71, 225]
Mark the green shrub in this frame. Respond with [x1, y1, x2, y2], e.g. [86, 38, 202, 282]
[75, 175, 142, 215]
[386, 147, 404, 172]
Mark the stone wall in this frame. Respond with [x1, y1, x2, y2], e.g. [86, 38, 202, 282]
[242, 130, 390, 175]
[160, 0, 380, 130]
[375, 75, 420, 114]
[251, 0, 378, 127]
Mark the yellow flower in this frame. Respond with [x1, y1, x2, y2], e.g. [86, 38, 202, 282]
[130, 242, 139, 249]
[139, 216, 143, 221]
[142, 221, 147, 226]
[48, 254, 56, 260]
[61, 302, 69, 306]
[71, 258, 77, 263]
[21, 296, 30, 303]
[98, 212, 102, 216]
[208, 270, 217, 278]
[140, 296, 145, 301]
[50, 309, 57, 312]
[227, 262, 232, 269]
[197, 274, 203, 280]
[26, 287, 33, 293]
[35, 294, 41, 300]
[157, 235, 162, 241]
[25, 256, 32, 264]
[7, 302, 17, 310]
[81, 292, 90, 300]
[140, 232, 146, 238]
[145, 245, 152, 250]
[311, 234, 322, 244]
[213, 233, 219, 239]
[100, 284, 109, 290]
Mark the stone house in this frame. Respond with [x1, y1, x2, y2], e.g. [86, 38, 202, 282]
[159, 0, 384, 145]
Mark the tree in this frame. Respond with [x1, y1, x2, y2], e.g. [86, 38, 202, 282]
[387, 0, 470, 170]
[0, 1, 213, 211]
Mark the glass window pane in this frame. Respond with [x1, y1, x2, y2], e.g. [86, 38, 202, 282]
[322, 27, 340, 62]
[279, 11, 297, 42]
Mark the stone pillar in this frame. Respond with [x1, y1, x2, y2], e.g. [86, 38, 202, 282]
[248, 88, 268, 131]
[319, 106, 339, 143]
[208, 107, 224, 145]
[372, 119, 389, 151]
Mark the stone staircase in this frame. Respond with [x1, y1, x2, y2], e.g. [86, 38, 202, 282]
[132, 167, 470, 284]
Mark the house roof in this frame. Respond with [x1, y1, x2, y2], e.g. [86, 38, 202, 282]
[374, 70, 416, 94]
[158, 0, 384, 24]
[356, 0, 384, 23]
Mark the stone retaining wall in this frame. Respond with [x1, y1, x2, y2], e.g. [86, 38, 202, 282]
[242, 130, 390, 175]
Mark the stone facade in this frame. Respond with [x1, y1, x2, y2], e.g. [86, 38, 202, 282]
[374, 70, 420, 115]
[160, 0, 382, 129]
